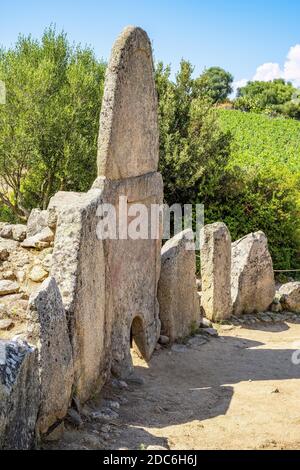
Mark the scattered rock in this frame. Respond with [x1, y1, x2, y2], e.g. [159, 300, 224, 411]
[0, 319, 14, 331]
[159, 335, 170, 345]
[2, 271, 16, 281]
[271, 388, 280, 394]
[91, 408, 119, 423]
[27, 209, 50, 238]
[11, 225, 27, 242]
[105, 400, 120, 411]
[200, 317, 213, 328]
[0, 280, 19, 296]
[203, 327, 219, 337]
[279, 282, 300, 313]
[21, 227, 54, 249]
[0, 248, 9, 262]
[111, 379, 129, 390]
[66, 408, 83, 428]
[0, 225, 13, 239]
[29, 265, 49, 283]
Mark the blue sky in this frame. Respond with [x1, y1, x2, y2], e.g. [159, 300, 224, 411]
[1, 0, 300, 86]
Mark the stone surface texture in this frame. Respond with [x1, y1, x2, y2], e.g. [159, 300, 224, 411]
[27, 277, 74, 435]
[279, 282, 300, 312]
[158, 229, 200, 342]
[97, 26, 159, 179]
[0, 340, 39, 449]
[231, 231, 275, 315]
[200, 222, 232, 321]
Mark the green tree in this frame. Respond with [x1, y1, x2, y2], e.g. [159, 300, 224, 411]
[0, 27, 106, 219]
[155, 60, 232, 206]
[195, 66, 234, 103]
[234, 79, 298, 117]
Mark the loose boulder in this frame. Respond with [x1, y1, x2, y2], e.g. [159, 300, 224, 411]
[27, 277, 74, 436]
[200, 222, 232, 321]
[0, 340, 39, 449]
[231, 231, 275, 315]
[279, 282, 300, 313]
[158, 229, 200, 342]
[27, 209, 49, 237]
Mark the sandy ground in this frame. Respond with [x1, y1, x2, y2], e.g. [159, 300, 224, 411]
[45, 321, 300, 450]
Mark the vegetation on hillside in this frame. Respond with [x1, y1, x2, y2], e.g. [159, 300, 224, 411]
[235, 79, 300, 120]
[0, 27, 299, 269]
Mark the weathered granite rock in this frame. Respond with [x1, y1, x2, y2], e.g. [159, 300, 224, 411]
[21, 227, 54, 249]
[27, 209, 49, 237]
[0, 319, 14, 331]
[0, 340, 39, 449]
[158, 229, 200, 342]
[231, 231, 275, 315]
[200, 222, 232, 321]
[97, 26, 159, 179]
[0, 280, 20, 296]
[279, 282, 300, 313]
[0, 225, 13, 239]
[29, 265, 48, 283]
[27, 277, 74, 435]
[0, 238, 19, 260]
[12, 225, 27, 242]
[49, 189, 108, 403]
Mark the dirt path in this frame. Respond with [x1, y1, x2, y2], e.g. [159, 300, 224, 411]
[45, 321, 300, 450]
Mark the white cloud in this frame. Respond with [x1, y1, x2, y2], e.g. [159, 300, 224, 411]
[253, 62, 282, 81]
[284, 44, 300, 87]
[233, 78, 248, 94]
[234, 44, 300, 93]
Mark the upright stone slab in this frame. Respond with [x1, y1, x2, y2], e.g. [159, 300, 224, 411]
[98, 26, 159, 179]
[200, 222, 232, 321]
[231, 231, 275, 315]
[27, 276, 74, 436]
[0, 340, 39, 449]
[50, 26, 163, 401]
[95, 25, 162, 378]
[158, 230, 200, 342]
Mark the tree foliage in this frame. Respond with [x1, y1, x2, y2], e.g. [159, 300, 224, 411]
[235, 78, 300, 119]
[155, 60, 232, 206]
[0, 27, 106, 219]
[196, 66, 234, 103]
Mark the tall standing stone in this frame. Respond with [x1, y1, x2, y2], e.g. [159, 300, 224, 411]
[158, 230, 200, 342]
[200, 222, 232, 321]
[231, 231, 275, 315]
[98, 26, 159, 180]
[50, 26, 163, 400]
